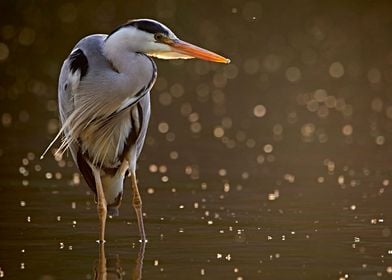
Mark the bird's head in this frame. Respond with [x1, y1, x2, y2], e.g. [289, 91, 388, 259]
[105, 19, 230, 64]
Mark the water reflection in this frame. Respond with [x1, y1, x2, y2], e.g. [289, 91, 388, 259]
[94, 243, 145, 280]
[132, 243, 145, 280]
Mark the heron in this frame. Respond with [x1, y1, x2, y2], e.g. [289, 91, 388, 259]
[42, 19, 229, 243]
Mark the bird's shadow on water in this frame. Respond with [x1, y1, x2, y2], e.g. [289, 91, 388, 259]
[93, 242, 146, 280]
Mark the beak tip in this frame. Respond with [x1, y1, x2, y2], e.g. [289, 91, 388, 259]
[171, 39, 231, 64]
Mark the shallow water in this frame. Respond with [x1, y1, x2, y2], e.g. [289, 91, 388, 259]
[1, 144, 392, 279]
[1, 0, 392, 279]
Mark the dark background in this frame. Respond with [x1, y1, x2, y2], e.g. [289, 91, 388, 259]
[1, 1, 392, 279]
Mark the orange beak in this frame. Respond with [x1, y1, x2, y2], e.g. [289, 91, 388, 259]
[168, 39, 230, 64]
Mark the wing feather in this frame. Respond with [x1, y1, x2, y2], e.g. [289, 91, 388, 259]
[42, 34, 156, 183]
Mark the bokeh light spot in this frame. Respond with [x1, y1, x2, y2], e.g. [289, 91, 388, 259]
[213, 127, 225, 138]
[329, 62, 345, 78]
[158, 122, 169, 134]
[159, 92, 172, 106]
[253, 104, 266, 118]
[342, 125, 353, 136]
[285, 67, 302, 82]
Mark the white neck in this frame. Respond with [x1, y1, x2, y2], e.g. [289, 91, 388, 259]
[103, 28, 136, 73]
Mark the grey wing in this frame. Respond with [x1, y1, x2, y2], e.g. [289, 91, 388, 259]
[58, 48, 97, 193]
[58, 48, 88, 163]
[58, 56, 76, 162]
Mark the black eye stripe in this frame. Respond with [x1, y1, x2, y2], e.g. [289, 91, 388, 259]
[107, 19, 170, 39]
[130, 20, 170, 36]
[106, 19, 172, 42]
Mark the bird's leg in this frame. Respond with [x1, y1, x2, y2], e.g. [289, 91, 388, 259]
[130, 171, 146, 242]
[119, 159, 129, 177]
[92, 168, 107, 243]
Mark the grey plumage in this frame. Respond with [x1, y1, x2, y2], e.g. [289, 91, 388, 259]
[57, 34, 156, 215]
[43, 19, 229, 242]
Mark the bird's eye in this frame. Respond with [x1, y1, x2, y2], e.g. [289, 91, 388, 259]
[154, 33, 164, 41]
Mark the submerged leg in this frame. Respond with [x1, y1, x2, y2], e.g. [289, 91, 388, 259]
[130, 171, 146, 242]
[92, 168, 107, 243]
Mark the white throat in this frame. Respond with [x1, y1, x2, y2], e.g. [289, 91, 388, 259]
[103, 28, 146, 72]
